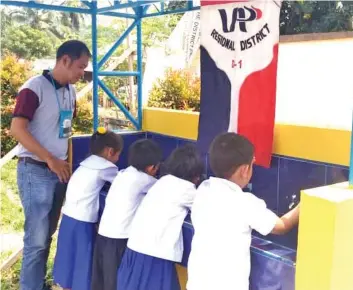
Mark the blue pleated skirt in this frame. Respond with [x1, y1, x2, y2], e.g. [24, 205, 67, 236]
[117, 248, 181, 290]
[53, 214, 96, 290]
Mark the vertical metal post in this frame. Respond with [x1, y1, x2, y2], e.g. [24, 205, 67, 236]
[136, 9, 143, 130]
[349, 110, 353, 186]
[91, 1, 99, 131]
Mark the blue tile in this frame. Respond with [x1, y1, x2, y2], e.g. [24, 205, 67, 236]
[72, 136, 90, 164]
[250, 251, 295, 290]
[265, 226, 299, 250]
[325, 165, 349, 185]
[181, 222, 194, 267]
[72, 133, 146, 170]
[278, 158, 326, 214]
[117, 132, 147, 169]
[146, 132, 153, 139]
[149, 133, 178, 160]
[72, 163, 80, 172]
[251, 236, 296, 264]
[177, 138, 196, 148]
[251, 156, 279, 213]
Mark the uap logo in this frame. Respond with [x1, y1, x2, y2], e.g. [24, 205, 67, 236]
[219, 6, 262, 33]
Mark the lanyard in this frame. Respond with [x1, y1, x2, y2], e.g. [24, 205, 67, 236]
[50, 73, 72, 111]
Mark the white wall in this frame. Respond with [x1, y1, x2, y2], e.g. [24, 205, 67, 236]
[276, 38, 353, 130]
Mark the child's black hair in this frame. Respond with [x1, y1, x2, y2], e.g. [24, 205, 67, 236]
[161, 144, 205, 183]
[128, 139, 163, 172]
[90, 129, 124, 156]
[209, 132, 254, 179]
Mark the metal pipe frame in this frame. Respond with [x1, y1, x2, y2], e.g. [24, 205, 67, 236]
[0, 0, 199, 132]
[1, 1, 90, 13]
[136, 7, 143, 130]
[98, 19, 138, 69]
[98, 79, 139, 129]
[98, 71, 139, 77]
[97, 1, 160, 14]
[91, 1, 99, 131]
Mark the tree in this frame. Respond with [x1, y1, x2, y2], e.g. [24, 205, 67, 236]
[166, 0, 188, 11]
[0, 54, 33, 156]
[1, 25, 56, 59]
[280, 1, 353, 35]
[72, 97, 94, 135]
[148, 69, 200, 112]
[142, 14, 182, 47]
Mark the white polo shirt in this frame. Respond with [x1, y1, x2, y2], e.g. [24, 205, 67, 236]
[187, 177, 278, 290]
[62, 155, 118, 223]
[127, 174, 196, 262]
[98, 166, 157, 239]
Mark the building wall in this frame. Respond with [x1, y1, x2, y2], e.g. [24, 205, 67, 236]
[186, 32, 353, 130]
[143, 107, 350, 249]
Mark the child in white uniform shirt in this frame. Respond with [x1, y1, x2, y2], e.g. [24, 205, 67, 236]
[187, 133, 300, 290]
[53, 128, 123, 290]
[117, 144, 205, 290]
[91, 139, 163, 290]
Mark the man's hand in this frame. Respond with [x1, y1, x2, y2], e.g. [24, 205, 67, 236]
[47, 157, 71, 183]
[11, 117, 71, 183]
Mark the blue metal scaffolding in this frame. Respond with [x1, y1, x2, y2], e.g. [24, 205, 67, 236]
[0, 0, 200, 131]
[2, 1, 353, 185]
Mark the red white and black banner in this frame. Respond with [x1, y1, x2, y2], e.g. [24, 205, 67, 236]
[197, 0, 282, 167]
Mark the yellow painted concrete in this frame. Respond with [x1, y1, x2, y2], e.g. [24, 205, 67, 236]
[296, 183, 353, 290]
[143, 107, 351, 166]
[143, 107, 200, 141]
[176, 265, 188, 290]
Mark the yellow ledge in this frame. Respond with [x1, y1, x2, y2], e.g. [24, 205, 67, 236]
[142, 107, 351, 166]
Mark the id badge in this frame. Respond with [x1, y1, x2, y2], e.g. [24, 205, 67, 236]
[59, 110, 73, 138]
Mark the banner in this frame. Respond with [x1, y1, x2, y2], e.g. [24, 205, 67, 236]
[198, 0, 282, 167]
[143, 10, 201, 105]
[167, 10, 201, 68]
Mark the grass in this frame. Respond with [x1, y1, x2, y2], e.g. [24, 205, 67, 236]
[0, 159, 58, 289]
[0, 250, 12, 264]
[0, 159, 24, 233]
[0, 235, 58, 290]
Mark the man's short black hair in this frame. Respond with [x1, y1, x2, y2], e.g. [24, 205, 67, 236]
[56, 40, 91, 60]
[161, 144, 205, 183]
[128, 139, 163, 172]
[209, 133, 254, 179]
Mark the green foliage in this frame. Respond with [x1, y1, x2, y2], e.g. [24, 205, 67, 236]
[0, 160, 24, 233]
[81, 23, 126, 58]
[148, 69, 200, 112]
[166, 0, 188, 11]
[1, 25, 56, 59]
[9, 6, 85, 39]
[142, 14, 182, 47]
[1, 6, 87, 59]
[72, 97, 94, 135]
[1, 54, 33, 156]
[280, 1, 353, 35]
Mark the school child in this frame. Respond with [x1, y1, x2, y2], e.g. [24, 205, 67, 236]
[53, 127, 123, 290]
[117, 144, 205, 290]
[186, 133, 300, 290]
[91, 139, 163, 290]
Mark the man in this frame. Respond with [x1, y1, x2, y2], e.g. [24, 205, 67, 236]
[10, 40, 91, 290]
